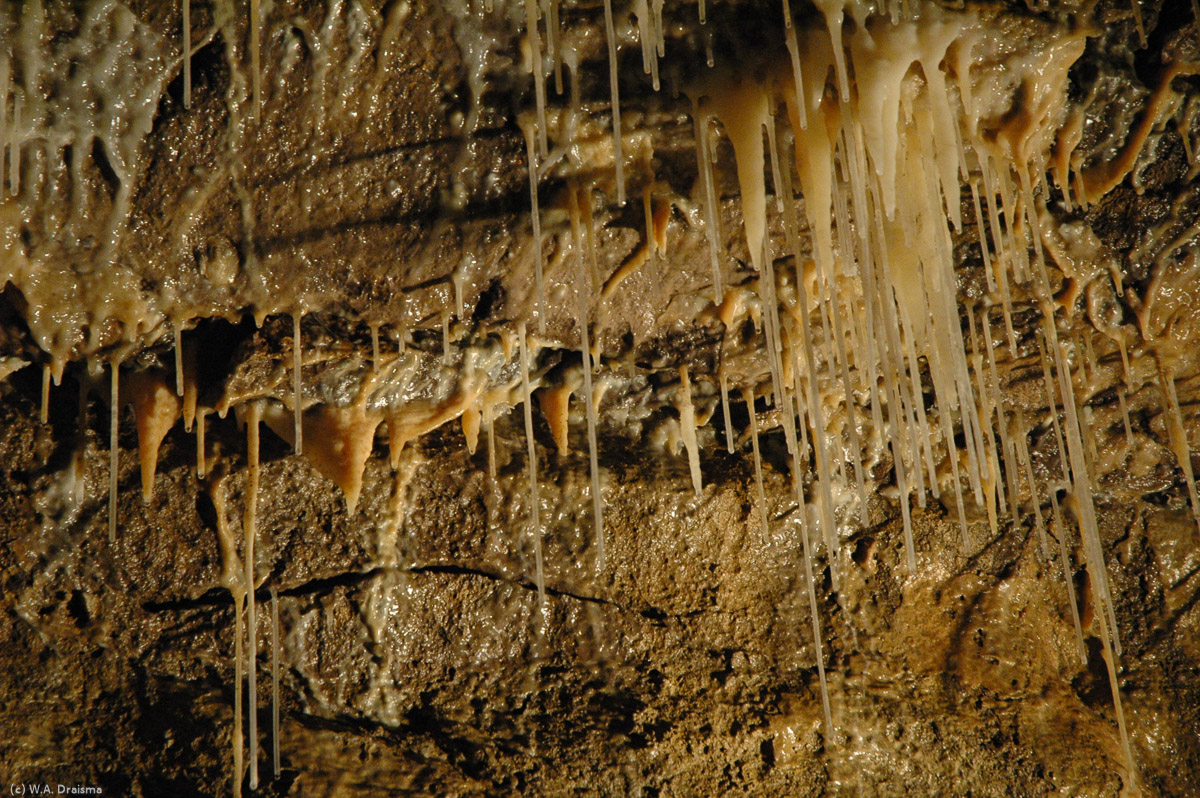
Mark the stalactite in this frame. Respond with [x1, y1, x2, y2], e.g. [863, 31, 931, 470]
[678, 366, 703, 496]
[370, 324, 380, 374]
[524, 0, 548, 157]
[40, 363, 50, 424]
[10, 94, 20, 195]
[174, 322, 185, 398]
[1049, 487, 1088, 664]
[442, 309, 452, 366]
[233, 592, 244, 798]
[1119, 387, 1134, 448]
[569, 182, 606, 570]
[108, 362, 119, 544]
[1162, 370, 1200, 533]
[692, 102, 724, 304]
[292, 313, 303, 456]
[244, 402, 262, 790]
[0, 54, 8, 190]
[742, 386, 771, 547]
[602, 0, 625, 205]
[2, 1, 1177, 790]
[788, 375, 834, 739]
[967, 306, 1004, 534]
[1042, 313, 1134, 776]
[693, 102, 735, 454]
[770, 114, 865, 520]
[485, 400, 497, 481]
[183, 0, 191, 108]
[270, 587, 281, 778]
[519, 321, 547, 613]
[983, 306, 1022, 521]
[196, 408, 208, 480]
[545, 0, 562, 96]
[522, 121, 548, 335]
[250, 0, 262, 121]
[129, 371, 181, 502]
[1013, 409, 1050, 558]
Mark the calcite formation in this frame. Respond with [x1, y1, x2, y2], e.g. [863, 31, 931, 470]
[2, 0, 1200, 795]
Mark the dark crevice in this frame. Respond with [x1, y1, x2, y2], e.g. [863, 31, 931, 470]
[407, 562, 615, 608]
[140, 560, 720, 623]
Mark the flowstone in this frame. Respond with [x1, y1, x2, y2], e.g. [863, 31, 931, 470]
[2, 1, 1200, 796]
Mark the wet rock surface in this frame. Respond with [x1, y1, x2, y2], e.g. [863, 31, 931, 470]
[2, 1, 1200, 796]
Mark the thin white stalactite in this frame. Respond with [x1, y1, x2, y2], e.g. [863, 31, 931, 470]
[781, 0, 808, 129]
[234, 593, 245, 798]
[679, 366, 703, 496]
[196, 409, 207, 479]
[523, 123, 548, 335]
[761, 118, 796, 456]
[1035, 333, 1090, 655]
[719, 372, 735, 454]
[775, 122, 843, 585]
[109, 362, 119, 544]
[978, 158, 1018, 353]
[1038, 313, 1122, 657]
[693, 103, 725, 304]
[0, 55, 8, 190]
[519, 322, 547, 615]
[1013, 410, 1050, 559]
[1049, 487, 1088, 664]
[1041, 313, 1134, 778]
[693, 104, 734, 453]
[774, 118, 865, 520]
[872, 205, 939, 507]
[251, 0, 262, 121]
[967, 307, 1005, 527]
[602, 0, 625, 205]
[40, 363, 50, 424]
[788, 376, 834, 738]
[743, 387, 771, 547]
[371, 325, 380, 374]
[1119, 387, 1134, 448]
[837, 126, 885, 438]
[10, 94, 20, 196]
[970, 180, 995, 292]
[486, 401, 497, 481]
[696, 109, 725, 301]
[174, 322, 185, 398]
[245, 403, 261, 790]
[863, 191, 916, 572]
[270, 587, 281, 777]
[982, 306, 1022, 522]
[1037, 332, 1071, 487]
[183, 0, 191, 108]
[1163, 372, 1200, 535]
[792, 321, 841, 588]
[546, 0, 562, 96]
[525, 0, 548, 157]
[570, 183, 606, 572]
[757, 240, 790, 449]
[292, 313, 303, 455]
[1131, 0, 1146, 46]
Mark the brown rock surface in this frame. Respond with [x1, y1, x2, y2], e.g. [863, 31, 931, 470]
[2, 1, 1200, 796]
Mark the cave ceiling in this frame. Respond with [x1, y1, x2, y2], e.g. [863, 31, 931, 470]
[2, 0, 1200, 796]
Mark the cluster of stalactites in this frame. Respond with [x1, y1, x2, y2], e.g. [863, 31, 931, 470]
[8, 1, 1189, 793]
[627, 0, 1144, 778]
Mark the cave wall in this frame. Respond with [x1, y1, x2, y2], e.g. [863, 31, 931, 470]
[2, 1, 1200, 796]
